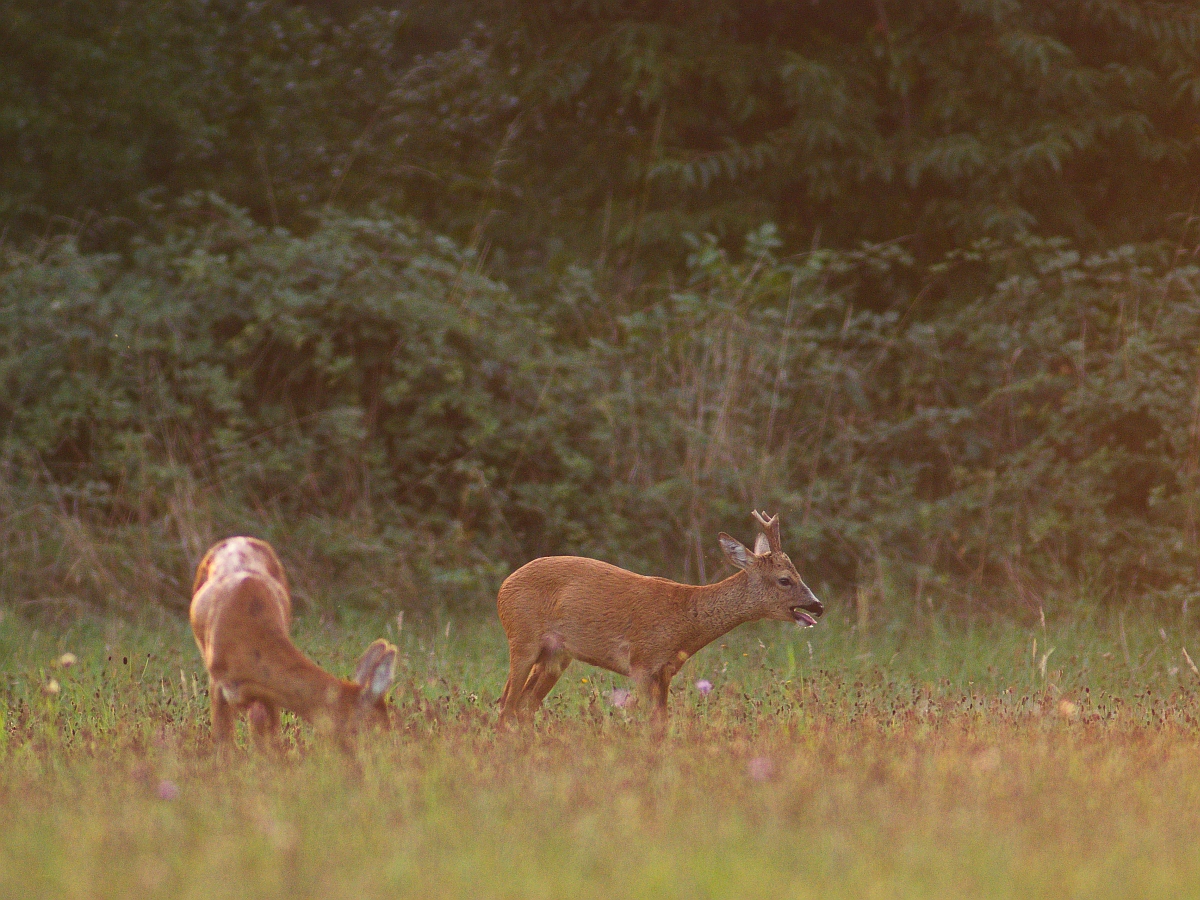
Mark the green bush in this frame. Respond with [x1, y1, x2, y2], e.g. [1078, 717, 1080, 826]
[595, 232, 1200, 616]
[0, 197, 552, 610]
[3, 201, 1199, 619]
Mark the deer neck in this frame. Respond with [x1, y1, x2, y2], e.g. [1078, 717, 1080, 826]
[680, 572, 759, 654]
[255, 630, 362, 724]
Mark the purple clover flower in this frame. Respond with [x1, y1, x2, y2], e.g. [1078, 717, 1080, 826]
[608, 688, 632, 708]
[747, 757, 776, 782]
[695, 679, 713, 696]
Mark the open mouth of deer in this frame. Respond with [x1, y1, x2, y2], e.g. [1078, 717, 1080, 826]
[790, 607, 818, 627]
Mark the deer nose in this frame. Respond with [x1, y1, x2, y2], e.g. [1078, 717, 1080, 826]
[802, 591, 824, 617]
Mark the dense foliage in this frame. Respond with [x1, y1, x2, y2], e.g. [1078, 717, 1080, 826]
[2, 201, 1198, 614]
[5, 1, 1200, 270]
[2, 1, 1199, 615]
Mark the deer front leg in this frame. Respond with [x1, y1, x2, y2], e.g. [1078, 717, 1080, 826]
[636, 668, 673, 736]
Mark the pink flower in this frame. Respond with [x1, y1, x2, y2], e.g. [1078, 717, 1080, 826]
[747, 756, 776, 782]
[695, 679, 713, 696]
[156, 779, 179, 801]
[608, 688, 632, 708]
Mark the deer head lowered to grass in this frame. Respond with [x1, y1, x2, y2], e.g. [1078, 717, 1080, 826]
[496, 511, 824, 729]
[189, 536, 398, 747]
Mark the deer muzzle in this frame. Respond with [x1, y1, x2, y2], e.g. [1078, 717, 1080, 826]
[790, 589, 824, 627]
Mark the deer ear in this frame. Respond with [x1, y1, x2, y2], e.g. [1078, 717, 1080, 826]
[355, 640, 397, 703]
[367, 647, 397, 701]
[753, 533, 771, 556]
[719, 533, 755, 570]
[355, 639, 390, 685]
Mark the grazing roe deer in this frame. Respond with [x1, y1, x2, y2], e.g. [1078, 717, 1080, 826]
[496, 511, 823, 728]
[190, 536, 397, 745]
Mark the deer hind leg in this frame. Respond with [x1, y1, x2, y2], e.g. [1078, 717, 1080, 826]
[248, 700, 281, 750]
[209, 677, 235, 744]
[498, 641, 542, 726]
[525, 651, 571, 712]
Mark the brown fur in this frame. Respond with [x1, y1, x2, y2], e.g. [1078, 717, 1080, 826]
[189, 536, 397, 746]
[496, 511, 824, 730]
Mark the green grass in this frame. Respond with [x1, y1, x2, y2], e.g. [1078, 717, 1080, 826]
[1, 602, 1199, 898]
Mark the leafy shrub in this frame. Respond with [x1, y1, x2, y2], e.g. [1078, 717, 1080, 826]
[604, 233, 1200, 616]
[3, 201, 1198, 619]
[0, 197, 552, 609]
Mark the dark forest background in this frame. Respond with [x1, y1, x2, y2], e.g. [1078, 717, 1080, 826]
[4, 0, 1200, 620]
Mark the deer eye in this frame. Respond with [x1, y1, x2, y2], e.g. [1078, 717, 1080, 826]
[778, 576, 793, 587]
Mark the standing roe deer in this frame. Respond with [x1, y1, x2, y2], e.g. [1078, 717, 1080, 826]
[190, 536, 398, 746]
[496, 511, 824, 729]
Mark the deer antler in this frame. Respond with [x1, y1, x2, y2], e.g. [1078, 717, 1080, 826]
[751, 510, 782, 553]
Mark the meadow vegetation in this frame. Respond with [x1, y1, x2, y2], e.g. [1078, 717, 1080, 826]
[2, 606, 1199, 898]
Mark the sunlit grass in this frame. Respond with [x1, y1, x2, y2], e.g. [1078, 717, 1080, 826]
[1, 603, 1199, 898]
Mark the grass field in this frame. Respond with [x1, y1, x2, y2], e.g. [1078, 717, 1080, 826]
[1, 601, 1199, 899]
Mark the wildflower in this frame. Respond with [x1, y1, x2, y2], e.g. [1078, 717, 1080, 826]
[58, 653, 77, 669]
[1058, 699, 1079, 720]
[695, 679, 713, 696]
[608, 689, 632, 708]
[43, 679, 60, 695]
[156, 780, 180, 801]
[972, 747, 1001, 774]
[747, 756, 775, 782]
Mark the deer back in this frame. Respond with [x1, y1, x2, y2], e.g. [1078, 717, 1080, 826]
[190, 537, 292, 665]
